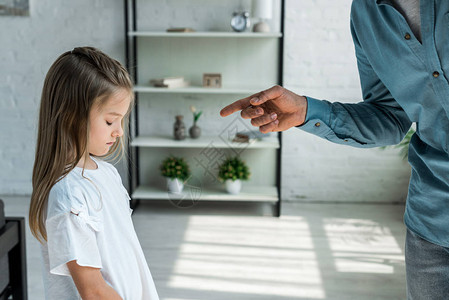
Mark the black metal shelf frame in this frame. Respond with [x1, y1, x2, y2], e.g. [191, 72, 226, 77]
[124, 0, 285, 216]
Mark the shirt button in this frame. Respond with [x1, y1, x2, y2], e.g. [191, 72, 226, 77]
[404, 33, 411, 40]
[315, 122, 321, 127]
[433, 71, 440, 78]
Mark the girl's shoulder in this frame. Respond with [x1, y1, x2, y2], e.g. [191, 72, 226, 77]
[46, 159, 123, 220]
[91, 158, 125, 189]
[47, 171, 92, 219]
[90, 156, 121, 178]
[70, 157, 121, 183]
[51, 170, 81, 196]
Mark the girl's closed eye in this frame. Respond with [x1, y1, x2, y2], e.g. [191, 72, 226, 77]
[106, 121, 113, 126]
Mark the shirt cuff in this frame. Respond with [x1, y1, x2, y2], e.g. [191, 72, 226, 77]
[296, 96, 332, 137]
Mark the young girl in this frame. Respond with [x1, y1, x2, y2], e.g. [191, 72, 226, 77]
[29, 47, 159, 300]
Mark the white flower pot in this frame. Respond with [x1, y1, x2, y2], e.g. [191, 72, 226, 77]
[225, 179, 241, 195]
[167, 178, 184, 193]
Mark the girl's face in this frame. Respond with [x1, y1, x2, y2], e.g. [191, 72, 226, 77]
[88, 89, 131, 156]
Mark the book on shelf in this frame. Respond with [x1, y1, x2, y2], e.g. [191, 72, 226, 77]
[150, 76, 189, 88]
[232, 131, 272, 143]
[166, 27, 195, 33]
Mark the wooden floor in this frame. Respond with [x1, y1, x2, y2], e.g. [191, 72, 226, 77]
[1, 196, 407, 300]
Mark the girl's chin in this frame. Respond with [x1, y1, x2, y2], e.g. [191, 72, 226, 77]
[89, 149, 109, 156]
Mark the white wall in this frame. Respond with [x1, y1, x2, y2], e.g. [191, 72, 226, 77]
[0, 0, 127, 194]
[0, 0, 410, 202]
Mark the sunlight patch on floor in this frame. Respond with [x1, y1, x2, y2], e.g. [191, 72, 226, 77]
[167, 215, 326, 299]
[324, 218, 404, 274]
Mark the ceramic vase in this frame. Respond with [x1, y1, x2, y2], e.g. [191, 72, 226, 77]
[189, 121, 201, 139]
[225, 179, 241, 194]
[167, 178, 184, 193]
[174, 115, 186, 140]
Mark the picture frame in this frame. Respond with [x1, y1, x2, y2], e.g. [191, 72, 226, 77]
[203, 73, 222, 88]
[0, 0, 29, 16]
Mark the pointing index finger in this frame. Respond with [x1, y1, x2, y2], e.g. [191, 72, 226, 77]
[250, 85, 284, 106]
[220, 86, 284, 117]
[219, 96, 252, 117]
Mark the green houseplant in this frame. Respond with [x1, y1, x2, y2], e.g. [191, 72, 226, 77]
[160, 156, 191, 193]
[381, 128, 415, 160]
[395, 128, 415, 160]
[218, 157, 250, 194]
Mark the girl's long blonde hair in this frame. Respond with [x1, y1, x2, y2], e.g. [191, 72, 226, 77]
[30, 47, 134, 243]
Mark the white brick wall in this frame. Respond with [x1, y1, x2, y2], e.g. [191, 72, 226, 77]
[0, 0, 127, 195]
[0, 0, 410, 202]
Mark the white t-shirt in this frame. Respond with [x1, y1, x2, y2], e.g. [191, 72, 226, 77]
[40, 156, 159, 300]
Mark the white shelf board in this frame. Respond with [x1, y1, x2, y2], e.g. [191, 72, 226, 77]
[128, 31, 282, 38]
[131, 135, 280, 149]
[133, 86, 262, 95]
[131, 185, 279, 202]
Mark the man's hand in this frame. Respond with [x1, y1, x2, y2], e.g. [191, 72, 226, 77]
[219, 85, 308, 133]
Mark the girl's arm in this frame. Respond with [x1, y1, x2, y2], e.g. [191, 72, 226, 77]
[67, 260, 123, 300]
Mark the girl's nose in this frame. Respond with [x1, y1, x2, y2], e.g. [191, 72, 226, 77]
[113, 126, 124, 137]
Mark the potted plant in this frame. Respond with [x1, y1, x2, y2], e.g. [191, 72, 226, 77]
[218, 157, 250, 194]
[380, 128, 415, 160]
[189, 105, 202, 139]
[394, 128, 415, 160]
[160, 156, 191, 193]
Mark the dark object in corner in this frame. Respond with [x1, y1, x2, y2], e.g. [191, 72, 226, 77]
[0, 199, 27, 300]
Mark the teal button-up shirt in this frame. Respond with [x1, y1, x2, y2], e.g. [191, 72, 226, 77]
[298, 0, 449, 246]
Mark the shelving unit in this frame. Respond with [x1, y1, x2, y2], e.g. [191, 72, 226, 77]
[128, 31, 282, 38]
[133, 85, 267, 94]
[124, 0, 284, 216]
[131, 136, 280, 149]
[132, 185, 278, 202]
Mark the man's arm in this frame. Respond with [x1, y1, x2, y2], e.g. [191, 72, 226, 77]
[221, 18, 412, 148]
[298, 16, 412, 148]
[67, 260, 123, 300]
